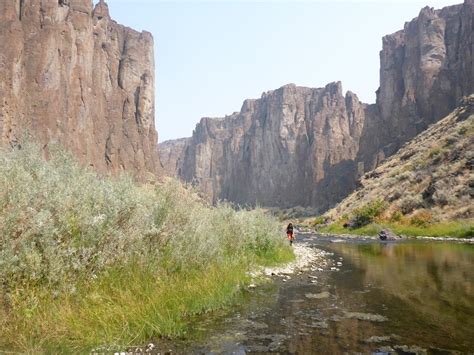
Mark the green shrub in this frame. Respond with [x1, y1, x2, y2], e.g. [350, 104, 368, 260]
[399, 195, 423, 215]
[0, 143, 293, 351]
[311, 215, 327, 227]
[350, 200, 386, 228]
[390, 210, 404, 222]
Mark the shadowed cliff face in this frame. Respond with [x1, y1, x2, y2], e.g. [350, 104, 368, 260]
[0, 0, 159, 177]
[163, 83, 366, 211]
[161, 0, 473, 211]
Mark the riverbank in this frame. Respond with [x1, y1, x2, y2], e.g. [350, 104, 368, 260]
[127, 237, 474, 353]
[315, 220, 473, 239]
[0, 145, 294, 353]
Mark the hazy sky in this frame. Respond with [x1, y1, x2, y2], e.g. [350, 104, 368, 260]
[104, 0, 462, 142]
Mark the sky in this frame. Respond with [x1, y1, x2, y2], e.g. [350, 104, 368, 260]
[103, 0, 462, 142]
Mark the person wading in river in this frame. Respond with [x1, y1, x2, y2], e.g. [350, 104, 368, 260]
[286, 223, 295, 245]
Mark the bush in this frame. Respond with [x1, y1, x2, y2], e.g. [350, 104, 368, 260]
[410, 210, 433, 227]
[432, 183, 453, 206]
[389, 210, 404, 223]
[311, 215, 327, 227]
[349, 200, 386, 228]
[0, 143, 293, 351]
[399, 195, 423, 215]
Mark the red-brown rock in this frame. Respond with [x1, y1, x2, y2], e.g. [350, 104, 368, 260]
[0, 0, 159, 178]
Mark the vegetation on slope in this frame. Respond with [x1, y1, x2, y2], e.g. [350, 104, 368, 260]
[311, 96, 474, 238]
[0, 144, 293, 352]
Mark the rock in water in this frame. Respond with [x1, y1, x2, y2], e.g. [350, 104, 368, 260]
[0, 0, 160, 178]
[343, 312, 388, 322]
[379, 229, 398, 241]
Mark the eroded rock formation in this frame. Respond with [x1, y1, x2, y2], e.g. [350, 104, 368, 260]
[163, 83, 368, 211]
[359, 0, 474, 170]
[0, 0, 159, 177]
[159, 137, 188, 177]
[161, 0, 473, 211]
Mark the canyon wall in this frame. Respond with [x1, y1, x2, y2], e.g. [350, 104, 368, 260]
[0, 0, 159, 177]
[161, 0, 473, 211]
[163, 83, 369, 211]
[359, 0, 474, 170]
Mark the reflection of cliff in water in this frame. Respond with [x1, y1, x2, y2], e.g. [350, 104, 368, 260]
[328, 242, 474, 345]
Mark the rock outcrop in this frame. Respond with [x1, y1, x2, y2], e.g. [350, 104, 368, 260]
[359, 0, 474, 170]
[0, 0, 159, 177]
[161, 0, 473, 211]
[159, 137, 189, 177]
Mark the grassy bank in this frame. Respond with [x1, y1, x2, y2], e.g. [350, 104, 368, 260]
[0, 144, 293, 352]
[309, 199, 473, 239]
[318, 220, 473, 238]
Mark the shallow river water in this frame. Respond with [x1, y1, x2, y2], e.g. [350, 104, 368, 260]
[151, 236, 474, 354]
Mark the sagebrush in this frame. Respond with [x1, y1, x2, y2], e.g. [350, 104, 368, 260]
[0, 144, 292, 351]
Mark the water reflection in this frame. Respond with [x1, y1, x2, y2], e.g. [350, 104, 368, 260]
[327, 242, 474, 352]
[151, 241, 474, 354]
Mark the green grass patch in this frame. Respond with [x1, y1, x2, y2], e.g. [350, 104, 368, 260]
[391, 220, 474, 238]
[319, 220, 474, 238]
[2, 260, 256, 353]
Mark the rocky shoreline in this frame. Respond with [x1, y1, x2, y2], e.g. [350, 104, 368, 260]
[247, 242, 333, 287]
[314, 232, 474, 244]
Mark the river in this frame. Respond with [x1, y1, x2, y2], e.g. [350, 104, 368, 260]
[148, 236, 474, 354]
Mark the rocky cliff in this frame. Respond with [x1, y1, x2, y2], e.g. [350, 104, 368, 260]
[160, 0, 473, 211]
[159, 137, 188, 177]
[359, 0, 474, 170]
[163, 82, 368, 210]
[0, 0, 159, 177]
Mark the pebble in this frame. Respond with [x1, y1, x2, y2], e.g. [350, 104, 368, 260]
[343, 311, 388, 322]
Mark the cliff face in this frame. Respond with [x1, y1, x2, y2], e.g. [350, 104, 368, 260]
[167, 83, 367, 211]
[359, 0, 474, 170]
[160, 0, 473, 211]
[159, 138, 189, 177]
[0, 0, 159, 177]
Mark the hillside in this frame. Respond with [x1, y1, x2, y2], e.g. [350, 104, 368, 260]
[322, 96, 473, 235]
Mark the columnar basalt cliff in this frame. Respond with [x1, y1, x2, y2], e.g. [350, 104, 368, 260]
[0, 0, 159, 176]
[163, 83, 368, 210]
[163, 0, 473, 211]
[159, 137, 188, 177]
[359, 0, 474, 170]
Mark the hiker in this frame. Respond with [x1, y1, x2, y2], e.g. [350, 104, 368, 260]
[286, 223, 295, 245]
